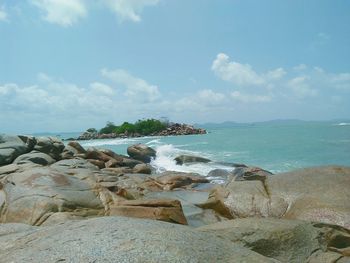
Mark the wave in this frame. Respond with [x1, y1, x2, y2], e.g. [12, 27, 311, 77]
[80, 138, 140, 147]
[150, 144, 234, 183]
[337, 123, 350, 126]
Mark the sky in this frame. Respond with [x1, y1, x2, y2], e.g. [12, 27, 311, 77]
[0, 0, 350, 133]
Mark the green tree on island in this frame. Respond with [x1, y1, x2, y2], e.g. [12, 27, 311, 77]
[99, 119, 167, 135]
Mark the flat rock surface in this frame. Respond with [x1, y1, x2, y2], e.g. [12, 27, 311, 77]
[0, 216, 278, 263]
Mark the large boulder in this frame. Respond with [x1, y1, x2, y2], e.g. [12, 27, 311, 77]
[13, 150, 55, 166]
[0, 216, 278, 262]
[199, 218, 350, 263]
[0, 159, 104, 225]
[201, 166, 350, 228]
[33, 136, 65, 160]
[0, 135, 35, 166]
[174, 154, 211, 165]
[127, 144, 156, 163]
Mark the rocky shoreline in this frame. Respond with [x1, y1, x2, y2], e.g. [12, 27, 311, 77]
[76, 123, 207, 140]
[1, 134, 350, 262]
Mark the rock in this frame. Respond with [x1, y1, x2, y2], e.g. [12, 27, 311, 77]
[105, 159, 119, 168]
[0, 135, 34, 166]
[233, 166, 273, 181]
[87, 159, 105, 169]
[127, 144, 156, 163]
[144, 190, 225, 227]
[133, 163, 152, 174]
[0, 159, 104, 225]
[0, 216, 278, 262]
[85, 148, 114, 162]
[13, 150, 55, 166]
[199, 218, 350, 263]
[67, 141, 86, 154]
[201, 166, 350, 228]
[33, 136, 65, 160]
[174, 154, 211, 165]
[155, 171, 209, 190]
[110, 199, 188, 225]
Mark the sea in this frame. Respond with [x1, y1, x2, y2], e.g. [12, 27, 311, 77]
[38, 121, 350, 183]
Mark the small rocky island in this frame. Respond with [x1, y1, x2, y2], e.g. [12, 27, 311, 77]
[75, 119, 206, 140]
[0, 134, 350, 262]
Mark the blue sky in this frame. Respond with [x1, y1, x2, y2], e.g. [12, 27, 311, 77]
[1, 0, 350, 133]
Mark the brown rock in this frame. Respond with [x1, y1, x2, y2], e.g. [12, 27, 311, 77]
[87, 159, 105, 169]
[110, 199, 188, 225]
[127, 144, 156, 163]
[155, 171, 209, 190]
[133, 163, 152, 174]
[85, 148, 113, 162]
[201, 166, 350, 229]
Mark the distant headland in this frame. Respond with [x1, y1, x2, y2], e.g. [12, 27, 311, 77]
[74, 119, 206, 140]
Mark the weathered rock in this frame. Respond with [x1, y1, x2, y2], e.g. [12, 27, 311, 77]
[0, 135, 34, 166]
[233, 166, 273, 181]
[13, 150, 56, 166]
[102, 167, 133, 174]
[133, 163, 152, 174]
[127, 144, 156, 163]
[0, 216, 278, 262]
[199, 218, 350, 263]
[110, 199, 188, 225]
[87, 159, 105, 169]
[174, 154, 211, 165]
[67, 141, 86, 154]
[85, 148, 114, 162]
[201, 166, 350, 228]
[155, 171, 209, 190]
[0, 160, 104, 225]
[33, 136, 65, 160]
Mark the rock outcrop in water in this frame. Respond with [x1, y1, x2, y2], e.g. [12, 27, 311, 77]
[1, 134, 350, 262]
[76, 123, 207, 140]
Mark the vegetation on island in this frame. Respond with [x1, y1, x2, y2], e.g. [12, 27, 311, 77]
[99, 119, 167, 136]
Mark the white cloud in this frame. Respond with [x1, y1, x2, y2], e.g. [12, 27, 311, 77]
[101, 68, 160, 102]
[287, 76, 318, 98]
[102, 0, 159, 22]
[30, 0, 87, 26]
[212, 53, 265, 86]
[212, 53, 286, 87]
[90, 82, 114, 96]
[197, 89, 226, 106]
[0, 6, 8, 22]
[231, 91, 272, 103]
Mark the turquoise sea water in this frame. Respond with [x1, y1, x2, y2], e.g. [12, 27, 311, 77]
[58, 121, 350, 179]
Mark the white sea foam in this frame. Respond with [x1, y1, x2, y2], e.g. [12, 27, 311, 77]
[150, 144, 234, 183]
[80, 138, 140, 147]
[337, 122, 350, 126]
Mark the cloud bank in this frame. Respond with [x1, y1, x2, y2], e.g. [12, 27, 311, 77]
[1, 53, 349, 133]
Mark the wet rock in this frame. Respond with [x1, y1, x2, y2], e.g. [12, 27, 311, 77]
[174, 155, 211, 165]
[127, 144, 156, 163]
[110, 199, 188, 225]
[199, 218, 350, 263]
